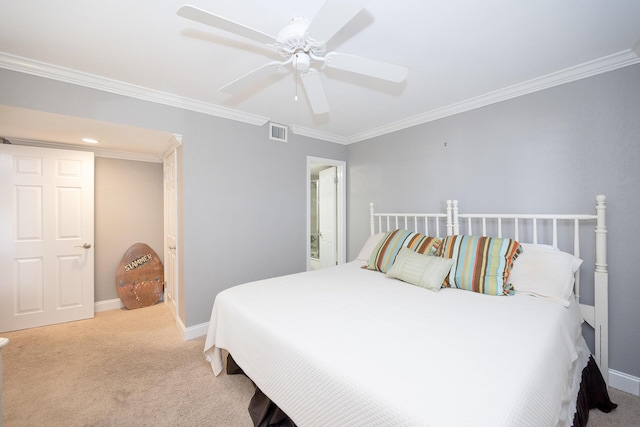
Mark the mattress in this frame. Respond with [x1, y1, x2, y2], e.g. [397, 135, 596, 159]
[204, 261, 588, 427]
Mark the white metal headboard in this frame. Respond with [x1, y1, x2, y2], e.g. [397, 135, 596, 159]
[369, 196, 608, 384]
[369, 200, 456, 237]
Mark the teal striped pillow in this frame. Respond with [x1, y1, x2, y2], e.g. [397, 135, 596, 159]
[438, 235, 522, 296]
[367, 229, 441, 273]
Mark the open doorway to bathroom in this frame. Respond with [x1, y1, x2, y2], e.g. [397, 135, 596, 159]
[307, 157, 346, 271]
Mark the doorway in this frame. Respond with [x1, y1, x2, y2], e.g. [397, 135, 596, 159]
[1, 139, 182, 332]
[307, 157, 346, 271]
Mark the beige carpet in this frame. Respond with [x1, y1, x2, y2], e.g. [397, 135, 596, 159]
[2, 304, 638, 426]
[1, 304, 254, 427]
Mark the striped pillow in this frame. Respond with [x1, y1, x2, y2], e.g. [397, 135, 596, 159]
[367, 229, 441, 273]
[438, 235, 522, 296]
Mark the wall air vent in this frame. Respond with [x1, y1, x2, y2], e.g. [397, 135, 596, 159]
[269, 123, 288, 142]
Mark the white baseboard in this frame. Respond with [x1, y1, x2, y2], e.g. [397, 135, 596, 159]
[180, 320, 209, 341]
[95, 298, 124, 312]
[94, 298, 208, 341]
[609, 369, 640, 396]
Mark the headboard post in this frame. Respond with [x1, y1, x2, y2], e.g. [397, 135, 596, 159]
[369, 202, 375, 236]
[593, 195, 609, 385]
[595, 195, 607, 273]
[451, 200, 460, 235]
[446, 200, 453, 236]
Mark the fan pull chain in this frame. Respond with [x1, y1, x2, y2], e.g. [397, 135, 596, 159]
[294, 53, 299, 101]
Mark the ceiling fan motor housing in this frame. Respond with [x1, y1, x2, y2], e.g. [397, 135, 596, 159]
[277, 17, 326, 63]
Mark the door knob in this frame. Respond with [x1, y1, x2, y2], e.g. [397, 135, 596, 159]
[75, 243, 92, 249]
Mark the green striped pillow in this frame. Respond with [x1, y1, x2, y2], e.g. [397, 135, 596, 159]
[367, 229, 441, 273]
[386, 248, 454, 292]
[438, 235, 522, 296]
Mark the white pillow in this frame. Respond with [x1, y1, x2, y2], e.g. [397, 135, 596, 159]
[386, 248, 454, 292]
[508, 244, 582, 306]
[355, 232, 385, 261]
[521, 243, 559, 251]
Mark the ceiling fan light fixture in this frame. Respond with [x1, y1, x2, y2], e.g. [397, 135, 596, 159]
[294, 52, 311, 71]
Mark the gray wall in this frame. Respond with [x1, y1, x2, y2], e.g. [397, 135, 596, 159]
[94, 157, 164, 302]
[347, 64, 640, 378]
[2, 63, 638, 378]
[0, 68, 348, 328]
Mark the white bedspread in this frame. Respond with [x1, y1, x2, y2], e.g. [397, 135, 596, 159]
[204, 262, 587, 427]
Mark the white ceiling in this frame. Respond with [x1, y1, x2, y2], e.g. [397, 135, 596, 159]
[1, 0, 639, 155]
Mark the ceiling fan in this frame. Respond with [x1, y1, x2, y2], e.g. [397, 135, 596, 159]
[177, 1, 408, 115]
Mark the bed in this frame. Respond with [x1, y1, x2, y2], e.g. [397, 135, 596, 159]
[204, 196, 615, 427]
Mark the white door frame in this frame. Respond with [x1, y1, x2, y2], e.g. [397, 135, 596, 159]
[163, 134, 182, 321]
[306, 156, 346, 271]
[318, 166, 337, 269]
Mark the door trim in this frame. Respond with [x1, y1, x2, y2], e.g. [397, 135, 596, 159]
[163, 134, 182, 322]
[306, 156, 346, 271]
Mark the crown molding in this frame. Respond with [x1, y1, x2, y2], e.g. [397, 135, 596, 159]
[346, 49, 640, 144]
[289, 125, 349, 145]
[162, 134, 183, 158]
[1, 50, 638, 146]
[0, 52, 345, 144]
[7, 138, 163, 163]
[0, 52, 270, 128]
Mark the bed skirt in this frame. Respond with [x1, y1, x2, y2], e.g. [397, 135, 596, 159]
[572, 356, 618, 426]
[227, 353, 616, 427]
[227, 355, 296, 427]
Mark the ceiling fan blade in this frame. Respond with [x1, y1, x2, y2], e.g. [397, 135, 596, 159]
[300, 69, 329, 114]
[177, 5, 277, 45]
[324, 52, 408, 83]
[220, 61, 288, 94]
[305, 0, 369, 43]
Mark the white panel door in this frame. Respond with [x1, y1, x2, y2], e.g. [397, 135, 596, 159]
[163, 149, 178, 320]
[0, 144, 94, 333]
[319, 167, 337, 269]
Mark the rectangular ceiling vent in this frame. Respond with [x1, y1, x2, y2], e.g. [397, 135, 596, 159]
[269, 122, 288, 143]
